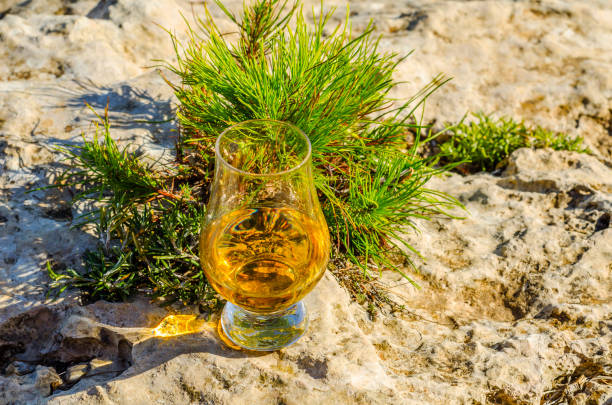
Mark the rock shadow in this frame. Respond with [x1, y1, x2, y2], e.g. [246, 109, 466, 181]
[0, 156, 98, 327]
[31, 77, 176, 148]
[0, 1, 31, 20]
[0, 307, 133, 400]
[0, 303, 265, 401]
[87, 0, 118, 20]
[64, 79, 175, 133]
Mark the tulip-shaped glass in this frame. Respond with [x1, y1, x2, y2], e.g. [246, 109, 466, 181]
[200, 120, 330, 351]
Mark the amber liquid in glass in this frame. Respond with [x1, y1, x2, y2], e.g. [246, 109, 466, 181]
[200, 207, 329, 313]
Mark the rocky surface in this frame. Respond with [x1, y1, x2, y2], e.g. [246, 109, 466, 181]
[0, 0, 610, 404]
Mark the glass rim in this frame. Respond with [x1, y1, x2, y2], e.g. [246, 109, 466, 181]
[214, 119, 312, 177]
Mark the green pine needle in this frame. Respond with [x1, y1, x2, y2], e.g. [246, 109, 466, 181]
[48, 0, 463, 310]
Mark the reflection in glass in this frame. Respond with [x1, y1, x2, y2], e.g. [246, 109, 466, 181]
[199, 120, 330, 351]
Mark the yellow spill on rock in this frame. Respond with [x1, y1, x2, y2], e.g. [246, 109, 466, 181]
[150, 314, 241, 351]
[152, 315, 208, 337]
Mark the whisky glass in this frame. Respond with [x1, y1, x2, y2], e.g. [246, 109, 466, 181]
[200, 120, 330, 351]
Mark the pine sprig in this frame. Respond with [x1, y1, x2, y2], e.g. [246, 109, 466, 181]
[49, 1, 463, 309]
[56, 105, 160, 211]
[166, 1, 460, 280]
[48, 111, 218, 307]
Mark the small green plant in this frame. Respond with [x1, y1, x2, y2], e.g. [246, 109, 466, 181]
[48, 0, 462, 308]
[439, 113, 588, 172]
[49, 106, 219, 307]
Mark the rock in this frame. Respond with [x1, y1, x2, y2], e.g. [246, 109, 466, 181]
[0, 376, 39, 404]
[316, 0, 612, 157]
[1, 0, 611, 404]
[0, 0, 189, 84]
[502, 148, 612, 194]
[45, 314, 134, 368]
[384, 1, 612, 160]
[4, 361, 36, 376]
[65, 363, 89, 384]
[368, 147, 612, 402]
[0, 307, 61, 365]
[32, 365, 63, 397]
[49, 274, 400, 405]
[86, 358, 117, 375]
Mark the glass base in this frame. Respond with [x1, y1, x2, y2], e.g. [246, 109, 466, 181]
[220, 301, 308, 351]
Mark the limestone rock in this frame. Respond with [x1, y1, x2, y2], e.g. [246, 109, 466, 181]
[369, 147, 612, 402]
[4, 361, 36, 376]
[65, 363, 89, 385]
[1, 0, 611, 404]
[386, 1, 612, 160]
[0, 0, 188, 84]
[32, 365, 63, 397]
[45, 275, 400, 405]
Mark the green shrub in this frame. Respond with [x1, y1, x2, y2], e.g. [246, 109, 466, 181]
[48, 0, 462, 307]
[439, 113, 588, 172]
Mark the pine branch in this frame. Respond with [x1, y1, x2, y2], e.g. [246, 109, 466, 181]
[49, 0, 464, 310]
